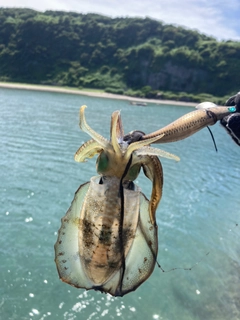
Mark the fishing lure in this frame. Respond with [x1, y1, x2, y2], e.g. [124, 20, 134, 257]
[55, 102, 238, 296]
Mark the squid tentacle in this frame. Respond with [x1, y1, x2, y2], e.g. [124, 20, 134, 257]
[141, 155, 163, 225]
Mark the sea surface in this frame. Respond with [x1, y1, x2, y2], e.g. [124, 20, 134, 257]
[1, 87, 240, 320]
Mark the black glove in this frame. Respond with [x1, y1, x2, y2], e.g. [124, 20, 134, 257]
[220, 92, 240, 146]
[225, 92, 240, 111]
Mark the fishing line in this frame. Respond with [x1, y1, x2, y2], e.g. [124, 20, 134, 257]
[207, 126, 218, 152]
[156, 223, 239, 274]
[156, 252, 210, 273]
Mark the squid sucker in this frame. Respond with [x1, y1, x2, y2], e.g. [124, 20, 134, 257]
[55, 97, 239, 297]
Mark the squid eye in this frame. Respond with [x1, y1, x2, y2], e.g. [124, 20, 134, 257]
[125, 164, 141, 181]
[96, 151, 109, 173]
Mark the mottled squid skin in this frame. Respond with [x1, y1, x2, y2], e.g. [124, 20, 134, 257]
[55, 102, 236, 296]
[78, 176, 139, 286]
[55, 176, 159, 296]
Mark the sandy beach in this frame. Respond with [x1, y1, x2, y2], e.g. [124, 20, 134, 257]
[0, 82, 197, 107]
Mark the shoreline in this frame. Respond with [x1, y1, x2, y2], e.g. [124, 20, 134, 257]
[0, 82, 197, 107]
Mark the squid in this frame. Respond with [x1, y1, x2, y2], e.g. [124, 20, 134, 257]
[55, 98, 239, 297]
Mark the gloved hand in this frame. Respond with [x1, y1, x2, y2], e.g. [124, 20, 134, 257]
[225, 92, 240, 111]
[220, 92, 240, 146]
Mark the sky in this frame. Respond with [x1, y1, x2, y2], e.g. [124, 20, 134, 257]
[0, 0, 240, 41]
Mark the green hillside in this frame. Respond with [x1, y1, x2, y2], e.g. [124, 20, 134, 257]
[0, 8, 240, 103]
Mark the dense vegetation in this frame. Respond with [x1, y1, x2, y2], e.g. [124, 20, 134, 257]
[0, 8, 240, 103]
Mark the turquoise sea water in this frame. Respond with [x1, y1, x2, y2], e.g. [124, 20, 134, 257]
[1, 87, 240, 320]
